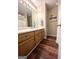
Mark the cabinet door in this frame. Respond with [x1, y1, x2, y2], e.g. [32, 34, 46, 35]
[35, 30, 42, 44]
[18, 37, 35, 56]
[41, 29, 45, 40]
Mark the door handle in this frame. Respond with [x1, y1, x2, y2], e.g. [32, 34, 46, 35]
[57, 24, 61, 27]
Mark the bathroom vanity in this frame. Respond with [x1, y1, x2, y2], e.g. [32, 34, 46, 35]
[18, 0, 46, 58]
[18, 28, 45, 57]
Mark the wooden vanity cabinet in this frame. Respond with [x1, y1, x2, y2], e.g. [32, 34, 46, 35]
[18, 29, 45, 56]
[18, 32, 35, 56]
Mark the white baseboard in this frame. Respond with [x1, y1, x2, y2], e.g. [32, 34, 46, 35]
[47, 34, 56, 37]
[18, 56, 27, 59]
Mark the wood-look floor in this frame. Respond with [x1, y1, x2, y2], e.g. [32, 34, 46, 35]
[27, 37, 58, 59]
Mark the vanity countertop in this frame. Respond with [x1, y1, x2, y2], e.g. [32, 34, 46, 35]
[18, 27, 44, 34]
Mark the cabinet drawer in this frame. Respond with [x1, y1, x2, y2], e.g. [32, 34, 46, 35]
[18, 37, 35, 56]
[41, 29, 44, 32]
[35, 30, 41, 35]
[18, 32, 34, 43]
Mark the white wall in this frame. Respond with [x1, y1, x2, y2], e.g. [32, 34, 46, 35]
[47, 6, 58, 37]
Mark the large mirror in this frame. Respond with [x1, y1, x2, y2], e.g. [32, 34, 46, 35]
[26, 4, 32, 27]
[18, 0, 38, 30]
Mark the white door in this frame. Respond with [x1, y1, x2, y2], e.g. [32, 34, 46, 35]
[56, 2, 61, 59]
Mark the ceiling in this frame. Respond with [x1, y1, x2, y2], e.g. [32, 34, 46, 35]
[30, 0, 58, 9]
